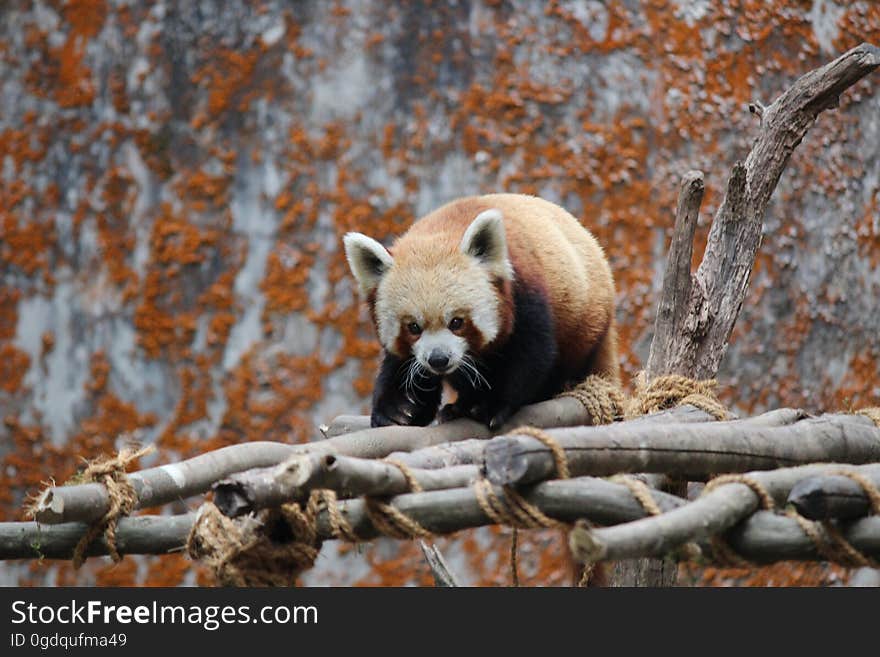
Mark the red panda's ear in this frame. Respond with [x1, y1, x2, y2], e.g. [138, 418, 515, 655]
[460, 209, 514, 280]
[343, 232, 394, 295]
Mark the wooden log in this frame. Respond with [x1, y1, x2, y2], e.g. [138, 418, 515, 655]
[6, 479, 880, 565]
[726, 514, 880, 564]
[28, 403, 705, 527]
[386, 439, 489, 470]
[386, 405, 717, 471]
[570, 463, 880, 563]
[318, 415, 371, 438]
[787, 464, 880, 520]
[485, 413, 880, 487]
[33, 442, 300, 525]
[623, 42, 880, 586]
[1, 477, 688, 560]
[213, 453, 481, 517]
[646, 170, 705, 376]
[0, 515, 195, 560]
[318, 390, 628, 441]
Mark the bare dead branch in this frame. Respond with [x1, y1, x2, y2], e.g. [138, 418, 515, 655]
[213, 453, 481, 517]
[484, 413, 880, 487]
[419, 541, 460, 587]
[662, 43, 880, 380]
[646, 170, 705, 375]
[570, 463, 880, 563]
[33, 442, 300, 525]
[0, 515, 195, 560]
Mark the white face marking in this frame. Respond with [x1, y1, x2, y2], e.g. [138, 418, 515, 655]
[412, 330, 468, 374]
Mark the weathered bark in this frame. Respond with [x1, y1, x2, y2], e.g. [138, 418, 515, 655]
[656, 43, 880, 380]
[646, 170, 705, 376]
[0, 515, 195, 560]
[33, 442, 300, 525]
[622, 42, 880, 588]
[571, 463, 880, 563]
[213, 453, 481, 517]
[419, 541, 460, 587]
[485, 413, 880, 486]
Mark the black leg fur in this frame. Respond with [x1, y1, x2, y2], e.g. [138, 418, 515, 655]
[370, 351, 442, 427]
[446, 282, 558, 429]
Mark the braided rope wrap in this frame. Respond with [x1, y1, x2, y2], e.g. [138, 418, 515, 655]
[558, 375, 625, 425]
[187, 492, 329, 587]
[66, 444, 154, 569]
[627, 373, 728, 420]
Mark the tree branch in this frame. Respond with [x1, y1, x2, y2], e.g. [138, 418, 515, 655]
[665, 43, 880, 379]
[213, 454, 481, 517]
[570, 463, 880, 562]
[484, 413, 880, 486]
[419, 540, 460, 587]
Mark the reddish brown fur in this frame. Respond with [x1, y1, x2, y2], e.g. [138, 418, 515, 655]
[393, 193, 619, 383]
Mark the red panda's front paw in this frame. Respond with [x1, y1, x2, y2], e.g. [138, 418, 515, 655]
[488, 405, 513, 431]
[371, 396, 435, 427]
[437, 403, 466, 423]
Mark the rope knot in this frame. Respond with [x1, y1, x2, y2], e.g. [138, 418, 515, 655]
[187, 491, 328, 586]
[65, 444, 153, 569]
[558, 375, 626, 424]
[627, 372, 728, 420]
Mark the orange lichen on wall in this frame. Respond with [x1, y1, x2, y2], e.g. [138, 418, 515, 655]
[2, 1, 879, 589]
[0, 345, 31, 395]
[0, 213, 57, 277]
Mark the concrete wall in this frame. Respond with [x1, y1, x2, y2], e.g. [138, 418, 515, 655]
[1, 0, 878, 585]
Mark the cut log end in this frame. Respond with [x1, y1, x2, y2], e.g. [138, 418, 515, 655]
[483, 437, 530, 486]
[32, 489, 63, 524]
[569, 522, 607, 564]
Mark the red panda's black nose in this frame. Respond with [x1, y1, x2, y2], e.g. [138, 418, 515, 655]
[428, 351, 450, 370]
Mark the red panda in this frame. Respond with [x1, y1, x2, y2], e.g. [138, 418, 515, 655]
[343, 193, 619, 429]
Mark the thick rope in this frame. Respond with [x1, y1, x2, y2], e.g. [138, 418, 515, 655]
[703, 474, 776, 511]
[362, 458, 430, 540]
[627, 372, 728, 420]
[824, 467, 880, 514]
[610, 475, 663, 517]
[510, 528, 520, 587]
[499, 427, 570, 586]
[784, 508, 879, 569]
[472, 478, 564, 587]
[69, 445, 154, 569]
[382, 458, 423, 492]
[558, 375, 625, 425]
[363, 498, 431, 539]
[187, 491, 328, 587]
[701, 474, 775, 568]
[471, 478, 562, 530]
[317, 489, 360, 543]
[509, 426, 570, 480]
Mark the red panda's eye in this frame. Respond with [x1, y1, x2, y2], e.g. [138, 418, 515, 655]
[407, 322, 422, 336]
[448, 317, 463, 331]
